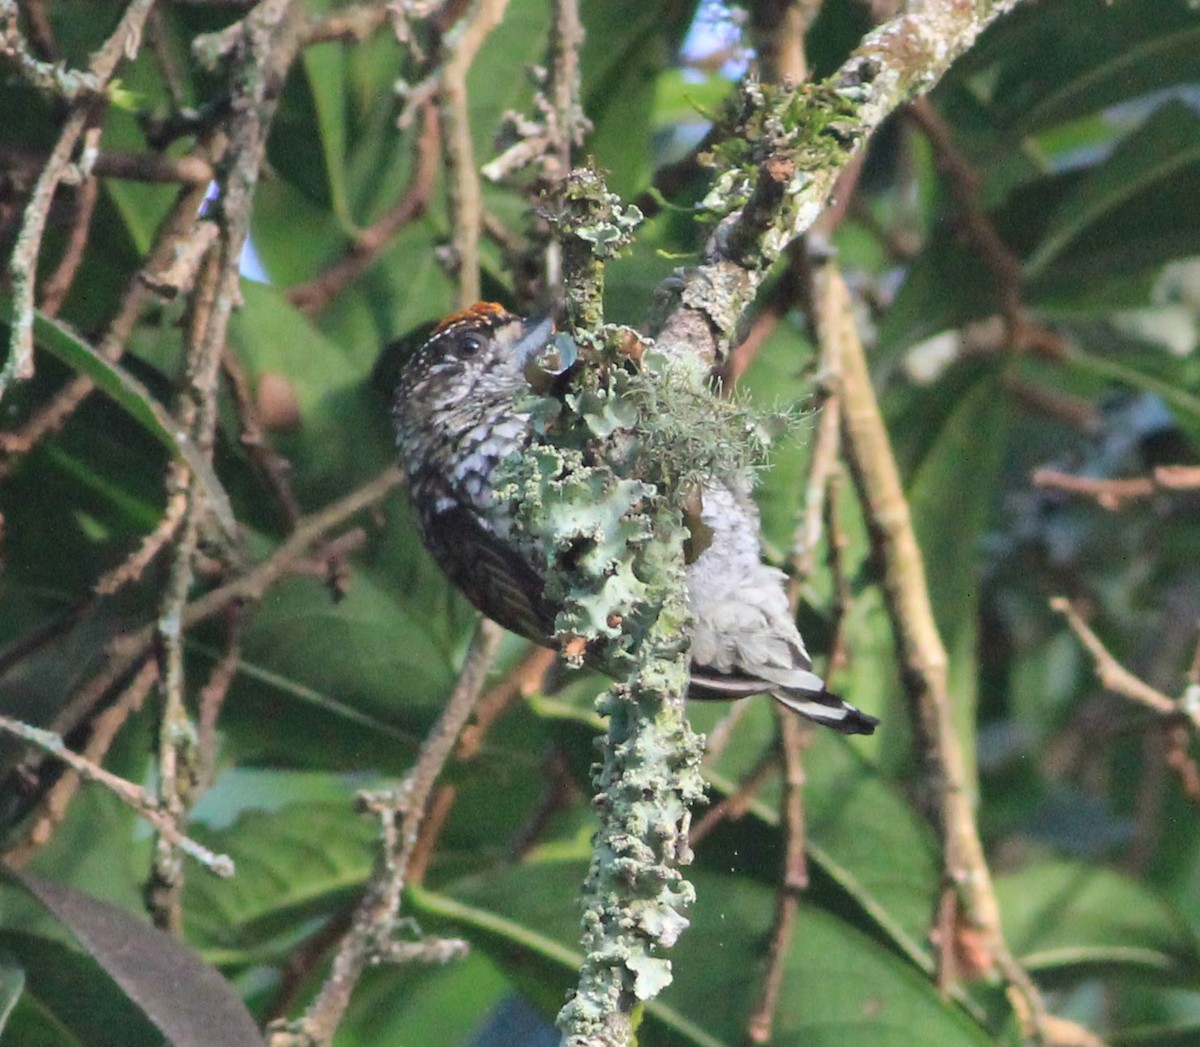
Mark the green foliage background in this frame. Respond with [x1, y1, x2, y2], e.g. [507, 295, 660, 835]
[2, 0, 1200, 1044]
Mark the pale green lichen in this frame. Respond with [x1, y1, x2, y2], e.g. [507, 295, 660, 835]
[491, 320, 735, 1043]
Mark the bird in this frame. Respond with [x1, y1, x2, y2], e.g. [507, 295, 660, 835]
[389, 302, 878, 735]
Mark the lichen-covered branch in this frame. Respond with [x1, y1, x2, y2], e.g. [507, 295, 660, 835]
[529, 162, 781, 1045]
[649, 0, 1025, 368]
[0, 713, 234, 878]
[2, 0, 159, 394]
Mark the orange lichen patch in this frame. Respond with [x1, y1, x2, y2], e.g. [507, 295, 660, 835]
[432, 301, 513, 334]
[615, 327, 646, 364]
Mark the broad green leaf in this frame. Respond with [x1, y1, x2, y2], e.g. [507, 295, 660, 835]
[1056, 347, 1200, 446]
[335, 953, 513, 1047]
[948, 0, 1200, 132]
[533, 697, 938, 970]
[581, 0, 670, 195]
[1027, 103, 1200, 280]
[0, 935, 161, 1047]
[1112, 1023, 1200, 1047]
[998, 862, 1200, 985]
[0, 953, 23, 1033]
[902, 366, 1008, 777]
[416, 863, 1003, 1046]
[0, 299, 235, 539]
[186, 803, 374, 964]
[2, 871, 264, 1047]
[301, 37, 352, 226]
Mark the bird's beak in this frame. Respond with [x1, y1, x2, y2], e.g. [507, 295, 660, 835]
[511, 313, 556, 365]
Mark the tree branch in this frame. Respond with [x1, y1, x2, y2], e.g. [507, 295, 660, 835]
[268, 619, 503, 1047]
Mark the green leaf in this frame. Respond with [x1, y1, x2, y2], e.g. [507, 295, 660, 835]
[0, 952, 23, 1034]
[301, 36, 351, 226]
[1027, 103, 1200, 280]
[2, 871, 264, 1047]
[416, 862, 1003, 1046]
[1057, 347, 1200, 444]
[0, 934, 161, 1047]
[998, 861, 1200, 985]
[0, 298, 236, 539]
[946, 0, 1200, 133]
[336, 953, 514, 1047]
[186, 803, 374, 965]
[533, 698, 940, 973]
[1112, 1022, 1200, 1047]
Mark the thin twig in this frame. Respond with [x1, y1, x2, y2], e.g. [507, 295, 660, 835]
[1033, 466, 1200, 511]
[270, 619, 503, 1047]
[37, 126, 101, 317]
[0, 713, 234, 877]
[904, 99, 1022, 328]
[456, 644, 556, 759]
[6, 658, 161, 868]
[1050, 598, 1185, 719]
[3, 0, 160, 393]
[689, 747, 780, 847]
[220, 346, 304, 527]
[438, 0, 509, 307]
[0, 144, 215, 185]
[286, 104, 440, 314]
[48, 467, 406, 749]
[832, 258, 1046, 1029]
[0, 172, 215, 474]
[95, 488, 189, 596]
[744, 713, 810, 1046]
[196, 607, 244, 791]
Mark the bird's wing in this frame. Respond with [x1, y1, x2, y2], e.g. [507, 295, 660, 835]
[685, 479, 878, 735]
[425, 504, 556, 644]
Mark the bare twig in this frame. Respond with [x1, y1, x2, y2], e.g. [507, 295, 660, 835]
[744, 714, 810, 1045]
[137, 0, 308, 927]
[904, 99, 1023, 331]
[1050, 598, 1187, 720]
[0, 170, 215, 474]
[304, 3, 389, 45]
[0, 712, 234, 877]
[831, 258, 1045, 1028]
[790, 257, 845, 592]
[269, 619, 503, 1047]
[1033, 466, 1200, 511]
[689, 747, 779, 847]
[6, 658, 160, 867]
[196, 608, 244, 790]
[3, 0, 160, 394]
[286, 104, 440, 314]
[0, 144, 215, 185]
[220, 347, 304, 527]
[456, 645, 556, 759]
[438, 0, 509, 307]
[37, 126, 101, 317]
[43, 466, 405, 797]
[95, 489, 189, 596]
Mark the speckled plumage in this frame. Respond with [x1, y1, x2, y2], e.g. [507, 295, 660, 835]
[391, 304, 877, 735]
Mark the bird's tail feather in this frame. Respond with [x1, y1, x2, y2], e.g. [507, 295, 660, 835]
[771, 688, 879, 735]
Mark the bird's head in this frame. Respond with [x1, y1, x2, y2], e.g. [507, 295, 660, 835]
[391, 303, 555, 420]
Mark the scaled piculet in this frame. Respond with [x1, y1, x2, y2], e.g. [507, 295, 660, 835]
[391, 302, 878, 735]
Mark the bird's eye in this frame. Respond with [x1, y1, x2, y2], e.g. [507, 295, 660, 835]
[458, 333, 484, 357]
